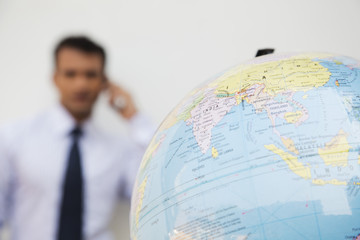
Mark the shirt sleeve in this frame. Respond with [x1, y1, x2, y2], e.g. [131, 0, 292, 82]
[121, 112, 156, 199]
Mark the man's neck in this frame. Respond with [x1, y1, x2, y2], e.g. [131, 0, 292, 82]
[61, 103, 92, 125]
[73, 114, 90, 124]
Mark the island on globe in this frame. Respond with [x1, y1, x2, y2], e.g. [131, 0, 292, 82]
[130, 53, 360, 240]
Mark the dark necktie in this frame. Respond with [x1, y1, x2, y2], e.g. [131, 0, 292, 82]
[57, 126, 84, 240]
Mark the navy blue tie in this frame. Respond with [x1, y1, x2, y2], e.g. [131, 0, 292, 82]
[57, 127, 84, 240]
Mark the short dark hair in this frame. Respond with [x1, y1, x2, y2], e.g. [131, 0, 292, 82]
[54, 36, 106, 68]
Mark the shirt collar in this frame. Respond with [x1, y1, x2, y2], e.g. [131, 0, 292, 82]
[50, 103, 95, 138]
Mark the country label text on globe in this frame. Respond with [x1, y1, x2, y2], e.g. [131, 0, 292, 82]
[130, 53, 360, 240]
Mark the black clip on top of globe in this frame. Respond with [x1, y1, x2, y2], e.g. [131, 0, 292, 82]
[255, 48, 275, 57]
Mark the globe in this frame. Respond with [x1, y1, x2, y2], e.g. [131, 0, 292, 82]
[130, 53, 360, 240]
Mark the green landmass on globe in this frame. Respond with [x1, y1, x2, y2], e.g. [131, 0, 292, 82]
[130, 53, 360, 240]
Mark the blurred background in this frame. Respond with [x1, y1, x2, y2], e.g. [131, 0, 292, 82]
[0, 0, 359, 239]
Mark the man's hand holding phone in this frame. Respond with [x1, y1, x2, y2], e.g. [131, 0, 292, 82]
[105, 80, 138, 120]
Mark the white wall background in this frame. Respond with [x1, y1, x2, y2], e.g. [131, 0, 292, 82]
[0, 0, 359, 239]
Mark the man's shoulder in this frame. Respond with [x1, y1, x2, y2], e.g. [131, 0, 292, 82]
[0, 109, 53, 144]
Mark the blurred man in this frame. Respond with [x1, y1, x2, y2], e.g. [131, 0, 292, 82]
[0, 36, 154, 240]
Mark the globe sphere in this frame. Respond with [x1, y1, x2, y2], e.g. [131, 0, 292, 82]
[131, 53, 360, 240]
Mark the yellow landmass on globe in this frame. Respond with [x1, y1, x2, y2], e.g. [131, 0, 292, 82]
[159, 55, 332, 134]
[358, 154, 360, 164]
[135, 176, 148, 228]
[318, 129, 351, 167]
[281, 137, 299, 155]
[302, 94, 308, 99]
[265, 144, 311, 179]
[284, 111, 303, 124]
[212, 57, 331, 98]
[312, 178, 347, 185]
[212, 147, 219, 158]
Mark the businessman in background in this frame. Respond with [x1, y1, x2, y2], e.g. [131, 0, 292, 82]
[0, 36, 154, 240]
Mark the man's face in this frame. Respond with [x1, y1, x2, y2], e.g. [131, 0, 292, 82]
[54, 47, 105, 120]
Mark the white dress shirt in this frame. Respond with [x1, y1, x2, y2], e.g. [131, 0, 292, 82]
[0, 104, 154, 240]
